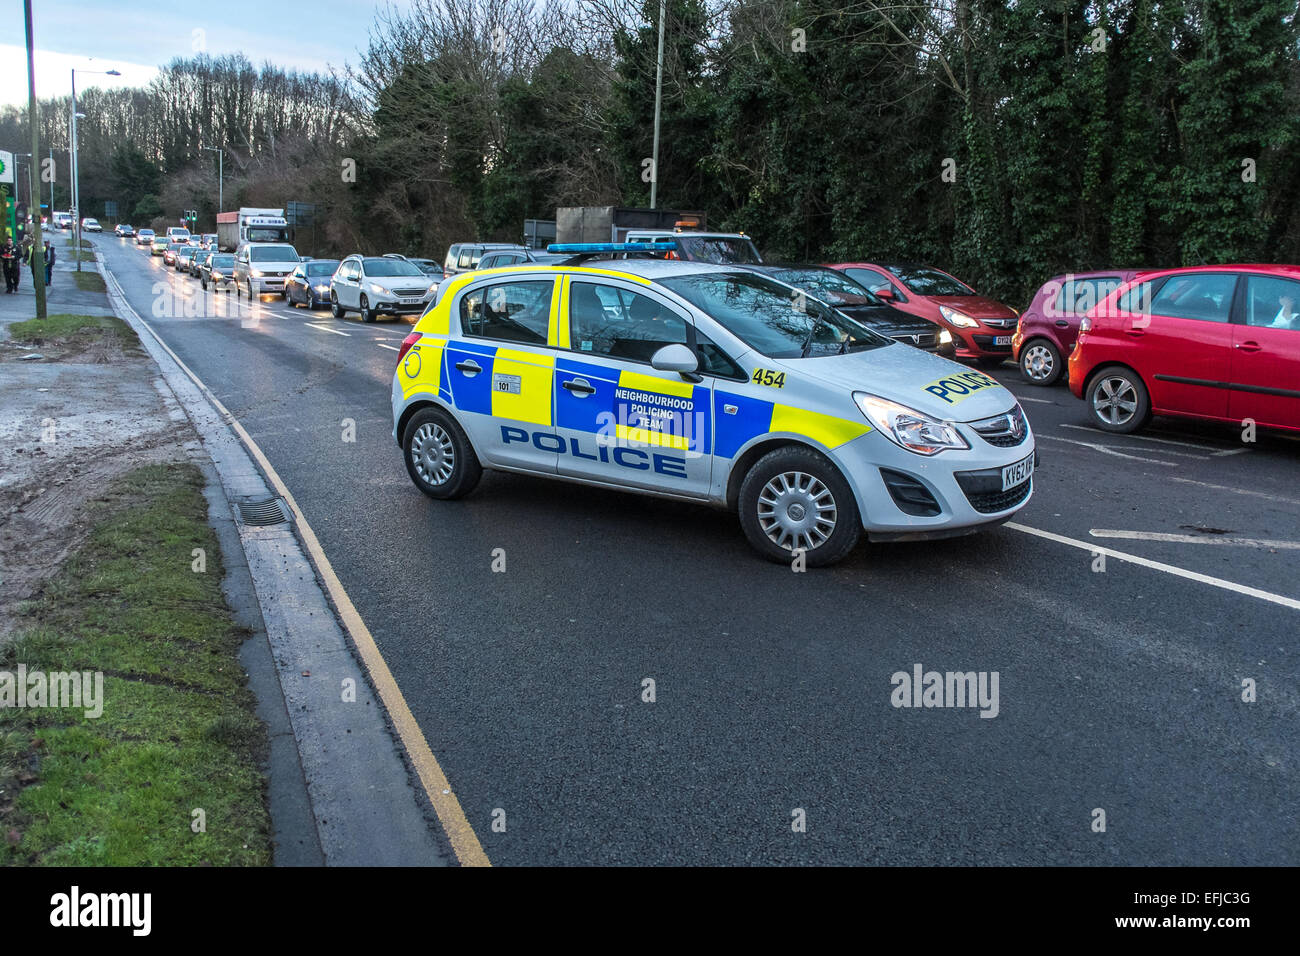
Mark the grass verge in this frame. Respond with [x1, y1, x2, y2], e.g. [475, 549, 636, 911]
[0, 463, 272, 865]
[7, 312, 137, 349]
[72, 271, 107, 293]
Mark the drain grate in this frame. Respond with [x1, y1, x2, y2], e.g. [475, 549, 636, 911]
[236, 496, 292, 527]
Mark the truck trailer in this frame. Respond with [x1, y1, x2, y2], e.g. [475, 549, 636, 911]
[216, 208, 290, 251]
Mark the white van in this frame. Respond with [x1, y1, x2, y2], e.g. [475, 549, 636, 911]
[233, 242, 301, 298]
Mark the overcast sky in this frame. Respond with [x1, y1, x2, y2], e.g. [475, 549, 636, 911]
[1, 0, 399, 107]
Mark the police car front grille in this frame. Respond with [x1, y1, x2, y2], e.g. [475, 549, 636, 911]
[969, 408, 1028, 448]
[961, 478, 1032, 514]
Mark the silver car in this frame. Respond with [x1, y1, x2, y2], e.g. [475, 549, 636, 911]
[390, 245, 1036, 565]
[330, 255, 438, 323]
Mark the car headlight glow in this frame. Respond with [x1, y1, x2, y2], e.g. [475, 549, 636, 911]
[939, 329, 953, 344]
[251, 269, 264, 277]
[939, 306, 979, 328]
[854, 392, 969, 456]
[313, 283, 330, 292]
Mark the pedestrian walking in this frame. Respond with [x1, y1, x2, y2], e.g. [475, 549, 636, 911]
[0, 239, 17, 293]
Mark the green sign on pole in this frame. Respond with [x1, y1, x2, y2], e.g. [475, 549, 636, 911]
[0, 149, 15, 241]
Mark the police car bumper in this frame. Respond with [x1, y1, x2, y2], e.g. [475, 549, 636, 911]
[834, 429, 1037, 538]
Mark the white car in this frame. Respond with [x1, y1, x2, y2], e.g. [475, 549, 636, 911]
[390, 244, 1036, 565]
[233, 242, 302, 298]
[330, 255, 438, 323]
[81, 218, 102, 233]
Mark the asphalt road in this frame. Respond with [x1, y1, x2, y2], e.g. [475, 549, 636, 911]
[96, 236, 1300, 865]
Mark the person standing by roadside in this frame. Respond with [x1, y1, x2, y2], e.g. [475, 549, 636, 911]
[41, 239, 55, 288]
[0, 238, 18, 293]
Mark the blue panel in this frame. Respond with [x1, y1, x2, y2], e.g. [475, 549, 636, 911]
[447, 346, 495, 415]
[555, 360, 620, 434]
[713, 391, 774, 459]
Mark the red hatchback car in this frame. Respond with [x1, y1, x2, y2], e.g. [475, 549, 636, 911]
[1068, 264, 1300, 434]
[1013, 270, 1140, 385]
[826, 261, 1019, 365]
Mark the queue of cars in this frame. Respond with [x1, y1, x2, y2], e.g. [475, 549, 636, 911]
[114, 222, 1299, 444]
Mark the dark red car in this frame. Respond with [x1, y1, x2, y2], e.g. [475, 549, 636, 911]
[825, 261, 1019, 365]
[1068, 264, 1300, 434]
[1013, 270, 1140, 385]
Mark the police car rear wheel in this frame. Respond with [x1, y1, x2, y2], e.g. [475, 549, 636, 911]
[403, 409, 481, 499]
[738, 447, 860, 566]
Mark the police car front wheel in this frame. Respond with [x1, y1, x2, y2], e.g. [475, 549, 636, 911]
[403, 408, 482, 499]
[737, 447, 861, 566]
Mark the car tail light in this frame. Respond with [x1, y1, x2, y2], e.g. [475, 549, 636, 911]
[397, 332, 421, 365]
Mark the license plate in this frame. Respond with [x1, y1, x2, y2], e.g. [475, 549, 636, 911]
[993, 335, 1012, 346]
[400, 297, 422, 305]
[1001, 454, 1034, 492]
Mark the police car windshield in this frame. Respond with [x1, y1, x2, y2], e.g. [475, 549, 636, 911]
[771, 268, 884, 307]
[363, 258, 424, 277]
[888, 266, 974, 296]
[660, 272, 892, 358]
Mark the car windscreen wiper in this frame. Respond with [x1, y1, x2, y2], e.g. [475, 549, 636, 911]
[799, 314, 830, 358]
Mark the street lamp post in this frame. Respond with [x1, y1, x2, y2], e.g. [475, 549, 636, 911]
[202, 145, 223, 217]
[650, 0, 666, 209]
[70, 66, 120, 272]
[23, 0, 46, 317]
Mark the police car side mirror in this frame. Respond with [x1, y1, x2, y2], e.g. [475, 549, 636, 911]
[650, 343, 699, 374]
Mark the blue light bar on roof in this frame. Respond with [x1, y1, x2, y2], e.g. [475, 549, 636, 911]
[546, 242, 677, 253]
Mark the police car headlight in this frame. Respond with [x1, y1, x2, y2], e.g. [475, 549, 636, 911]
[854, 392, 969, 456]
[940, 306, 978, 328]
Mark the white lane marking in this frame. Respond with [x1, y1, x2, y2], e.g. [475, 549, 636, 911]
[1170, 477, 1300, 507]
[1011, 394, 1056, 404]
[1060, 423, 1225, 456]
[1088, 529, 1300, 551]
[1006, 522, 1300, 612]
[376, 343, 400, 352]
[1036, 434, 1179, 466]
[305, 323, 351, 336]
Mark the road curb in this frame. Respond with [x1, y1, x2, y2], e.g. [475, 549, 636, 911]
[95, 249, 452, 866]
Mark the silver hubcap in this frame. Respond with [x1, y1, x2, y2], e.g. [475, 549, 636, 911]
[1093, 376, 1138, 425]
[410, 422, 455, 485]
[757, 471, 837, 552]
[1023, 344, 1055, 381]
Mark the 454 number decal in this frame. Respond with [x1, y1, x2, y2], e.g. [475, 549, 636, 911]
[751, 368, 786, 388]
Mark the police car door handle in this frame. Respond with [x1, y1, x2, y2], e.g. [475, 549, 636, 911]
[562, 378, 596, 396]
[455, 359, 482, 375]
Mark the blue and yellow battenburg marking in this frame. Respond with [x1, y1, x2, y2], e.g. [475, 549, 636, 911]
[714, 391, 870, 458]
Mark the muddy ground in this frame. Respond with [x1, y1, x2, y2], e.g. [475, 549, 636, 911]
[0, 323, 201, 642]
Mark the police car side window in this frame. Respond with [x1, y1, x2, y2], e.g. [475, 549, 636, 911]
[694, 330, 746, 380]
[461, 280, 553, 346]
[568, 281, 689, 363]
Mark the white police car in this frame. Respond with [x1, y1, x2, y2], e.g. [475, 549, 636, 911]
[391, 244, 1035, 565]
